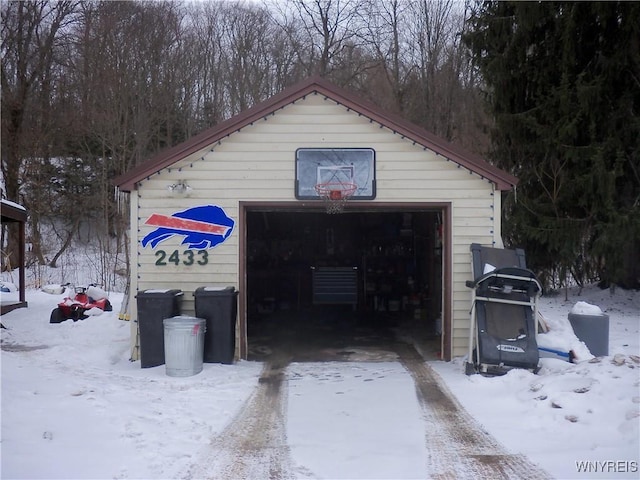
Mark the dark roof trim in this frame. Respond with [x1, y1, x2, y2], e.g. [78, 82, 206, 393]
[114, 76, 517, 192]
[1, 199, 27, 223]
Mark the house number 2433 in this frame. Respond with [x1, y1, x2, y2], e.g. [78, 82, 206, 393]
[155, 249, 209, 266]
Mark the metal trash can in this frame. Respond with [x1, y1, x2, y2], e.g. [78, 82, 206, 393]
[136, 289, 183, 368]
[163, 316, 206, 377]
[194, 286, 238, 364]
[568, 312, 610, 357]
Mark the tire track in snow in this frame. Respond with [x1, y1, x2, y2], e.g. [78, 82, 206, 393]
[185, 354, 295, 480]
[395, 343, 552, 479]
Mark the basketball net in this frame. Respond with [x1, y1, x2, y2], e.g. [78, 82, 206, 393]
[315, 182, 357, 214]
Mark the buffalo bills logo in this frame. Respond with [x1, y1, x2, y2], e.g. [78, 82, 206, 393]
[141, 205, 235, 249]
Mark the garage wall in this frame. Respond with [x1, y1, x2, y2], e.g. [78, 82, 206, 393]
[133, 93, 498, 358]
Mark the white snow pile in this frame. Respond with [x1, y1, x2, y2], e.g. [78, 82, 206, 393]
[0, 283, 638, 479]
[536, 310, 593, 362]
[571, 300, 604, 316]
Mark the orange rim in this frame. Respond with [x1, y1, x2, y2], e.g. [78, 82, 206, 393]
[314, 182, 357, 200]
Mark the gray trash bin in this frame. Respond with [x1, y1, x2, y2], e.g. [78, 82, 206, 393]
[194, 286, 238, 364]
[136, 289, 183, 368]
[163, 316, 206, 377]
[568, 312, 610, 357]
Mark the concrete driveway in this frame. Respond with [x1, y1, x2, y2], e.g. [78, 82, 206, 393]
[185, 328, 551, 479]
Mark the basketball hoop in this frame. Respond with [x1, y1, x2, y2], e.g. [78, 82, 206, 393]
[315, 182, 357, 214]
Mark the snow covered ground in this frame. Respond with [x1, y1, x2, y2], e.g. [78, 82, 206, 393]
[1, 282, 638, 479]
[431, 286, 640, 479]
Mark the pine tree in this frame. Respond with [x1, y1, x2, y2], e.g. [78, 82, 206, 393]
[464, 1, 640, 289]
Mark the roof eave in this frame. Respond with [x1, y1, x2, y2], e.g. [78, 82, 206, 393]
[113, 77, 328, 192]
[307, 81, 518, 191]
[114, 76, 518, 192]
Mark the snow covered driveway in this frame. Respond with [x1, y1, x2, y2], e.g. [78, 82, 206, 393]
[185, 353, 294, 479]
[394, 343, 551, 479]
[184, 343, 551, 479]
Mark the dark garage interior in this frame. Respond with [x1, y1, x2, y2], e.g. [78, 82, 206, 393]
[246, 209, 444, 361]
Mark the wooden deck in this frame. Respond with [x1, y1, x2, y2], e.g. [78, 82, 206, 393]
[1, 300, 29, 316]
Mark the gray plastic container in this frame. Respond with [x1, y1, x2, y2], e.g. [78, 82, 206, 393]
[163, 316, 206, 377]
[568, 312, 609, 357]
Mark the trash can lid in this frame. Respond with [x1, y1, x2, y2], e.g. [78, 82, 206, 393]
[137, 289, 183, 298]
[194, 286, 236, 296]
[163, 315, 205, 326]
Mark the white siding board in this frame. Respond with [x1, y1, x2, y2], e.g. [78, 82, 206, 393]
[453, 196, 496, 207]
[452, 229, 495, 240]
[453, 292, 472, 310]
[168, 167, 294, 178]
[139, 179, 294, 192]
[243, 123, 382, 135]
[371, 191, 479, 202]
[453, 245, 480, 259]
[452, 335, 470, 352]
[454, 247, 475, 260]
[137, 277, 236, 286]
[136, 266, 238, 278]
[225, 132, 408, 145]
[377, 178, 492, 189]
[453, 290, 472, 306]
[132, 94, 504, 360]
[453, 212, 494, 224]
[137, 258, 238, 270]
[136, 239, 239, 255]
[453, 263, 475, 276]
[268, 115, 365, 125]
[452, 217, 495, 228]
[187, 162, 473, 176]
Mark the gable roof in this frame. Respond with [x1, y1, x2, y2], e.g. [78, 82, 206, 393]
[114, 76, 517, 192]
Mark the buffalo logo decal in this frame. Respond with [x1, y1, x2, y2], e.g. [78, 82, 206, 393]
[141, 205, 235, 249]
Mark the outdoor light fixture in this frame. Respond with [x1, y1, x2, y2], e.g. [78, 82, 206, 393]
[167, 180, 192, 197]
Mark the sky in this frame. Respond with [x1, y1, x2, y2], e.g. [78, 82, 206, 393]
[1, 280, 638, 479]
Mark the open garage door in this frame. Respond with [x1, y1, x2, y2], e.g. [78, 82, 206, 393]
[240, 205, 446, 361]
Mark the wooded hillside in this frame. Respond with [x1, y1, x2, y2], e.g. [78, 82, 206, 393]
[2, 0, 638, 290]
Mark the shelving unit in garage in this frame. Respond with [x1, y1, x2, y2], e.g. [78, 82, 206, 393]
[360, 212, 441, 327]
[361, 223, 416, 316]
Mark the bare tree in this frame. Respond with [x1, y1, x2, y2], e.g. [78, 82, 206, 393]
[68, 1, 188, 173]
[219, 2, 277, 113]
[187, 1, 228, 129]
[1, 0, 80, 269]
[62, 1, 190, 283]
[190, 1, 304, 121]
[385, 0, 489, 152]
[266, 0, 368, 82]
[353, 0, 412, 111]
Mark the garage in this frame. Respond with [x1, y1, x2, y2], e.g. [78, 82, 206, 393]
[114, 76, 517, 363]
[244, 208, 444, 360]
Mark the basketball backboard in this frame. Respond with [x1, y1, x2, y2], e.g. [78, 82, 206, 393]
[295, 148, 376, 200]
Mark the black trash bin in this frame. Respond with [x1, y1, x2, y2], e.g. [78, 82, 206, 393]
[194, 286, 238, 364]
[136, 289, 183, 368]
